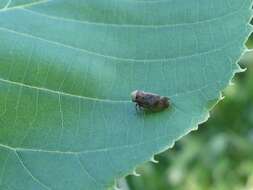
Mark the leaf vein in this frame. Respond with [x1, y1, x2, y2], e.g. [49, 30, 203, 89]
[0, 77, 130, 103]
[20, 4, 245, 28]
[76, 155, 102, 188]
[0, 0, 52, 12]
[15, 151, 52, 190]
[0, 26, 243, 62]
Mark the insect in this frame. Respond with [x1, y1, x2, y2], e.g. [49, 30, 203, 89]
[131, 90, 170, 112]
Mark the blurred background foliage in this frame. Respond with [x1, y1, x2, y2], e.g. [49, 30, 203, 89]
[124, 32, 253, 190]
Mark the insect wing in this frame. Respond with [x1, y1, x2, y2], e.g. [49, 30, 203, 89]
[142, 93, 161, 108]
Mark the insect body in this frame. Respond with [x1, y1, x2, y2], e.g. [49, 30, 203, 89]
[131, 90, 170, 112]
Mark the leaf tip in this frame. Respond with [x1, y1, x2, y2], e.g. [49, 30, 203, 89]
[150, 156, 159, 164]
[132, 170, 141, 177]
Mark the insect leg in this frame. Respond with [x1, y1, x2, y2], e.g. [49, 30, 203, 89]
[135, 103, 139, 111]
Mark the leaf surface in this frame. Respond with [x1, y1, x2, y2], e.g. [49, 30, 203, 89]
[0, 0, 252, 189]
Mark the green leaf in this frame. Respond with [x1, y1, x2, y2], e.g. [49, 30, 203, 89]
[0, 0, 251, 189]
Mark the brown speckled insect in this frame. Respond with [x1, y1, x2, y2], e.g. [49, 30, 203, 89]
[131, 90, 170, 112]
